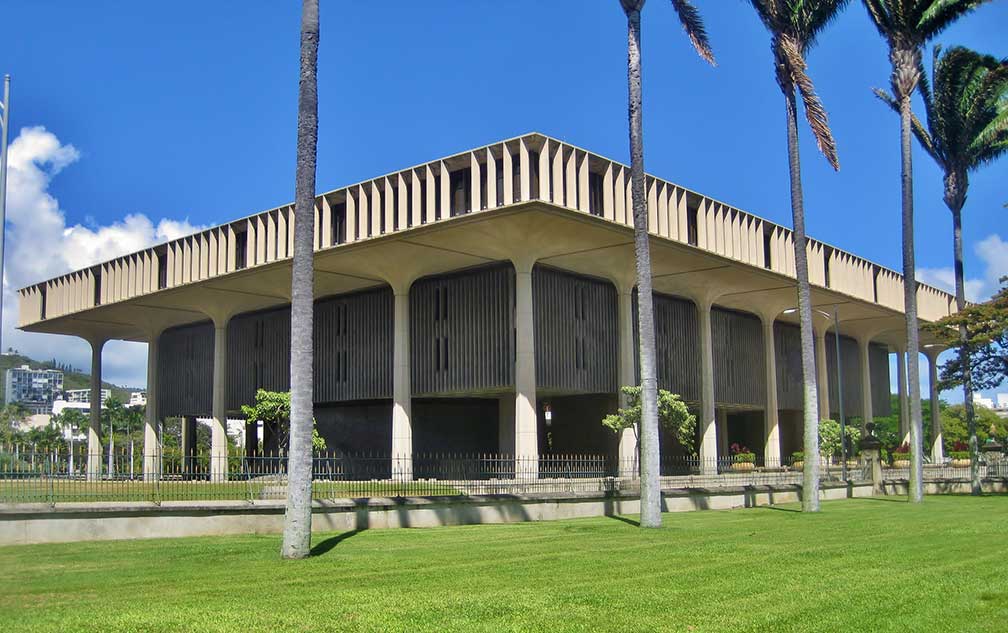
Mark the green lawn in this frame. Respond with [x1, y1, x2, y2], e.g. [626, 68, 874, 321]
[1, 496, 1005, 632]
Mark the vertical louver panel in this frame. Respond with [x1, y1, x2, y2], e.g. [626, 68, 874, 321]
[825, 333, 863, 419]
[634, 292, 701, 402]
[227, 306, 292, 410]
[869, 343, 892, 417]
[711, 307, 765, 407]
[774, 322, 804, 411]
[314, 287, 393, 402]
[411, 263, 514, 395]
[533, 265, 618, 394]
[157, 322, 214, 417]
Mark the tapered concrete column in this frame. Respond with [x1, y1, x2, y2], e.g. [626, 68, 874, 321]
[761, 317, 781, 467]
[617, 287, 638, 477]
[697, 299, 717, 474]
[391, 289, 412, 480]
[86, 338, 105, 480]
[716, 408, 729, 461]
[857, 338, 874, 430]
[211, 319, 229, 482]
[895, 348, 910, 445]
[925, 349, 944, 462]
[142, 333, 162, 481]
[513, 258, 538, 479]
[814, 329, 830, 421]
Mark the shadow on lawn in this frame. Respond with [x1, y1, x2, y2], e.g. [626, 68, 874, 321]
[758, 505, 801, 513]
[862, 496, 908, 503]
[311, 529, 366, 556]
[607, 515, 640, 527]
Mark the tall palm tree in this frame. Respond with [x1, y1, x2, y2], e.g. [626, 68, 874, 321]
[862, 0, 989, 504]
[282, 0, 319, 559]
[748, 0, 848, 513]
[877, 46, 1008, 495]
[619, 0, 714, 529]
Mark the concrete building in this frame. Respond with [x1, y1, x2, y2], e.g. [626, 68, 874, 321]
[15, 134, 956, 479]
[4, 365, 63, 416]
[128, 391, 147, 408]
[64, 388, 111, 405]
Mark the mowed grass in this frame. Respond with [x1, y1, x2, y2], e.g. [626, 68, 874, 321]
[1, 496, 1005, 632]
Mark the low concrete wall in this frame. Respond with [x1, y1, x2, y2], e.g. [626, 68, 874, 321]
[881, 478, 1008, 495]
[0, 481, 871, 546]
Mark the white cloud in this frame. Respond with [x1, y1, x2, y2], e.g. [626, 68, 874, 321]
[917, 233, 1008, 303]
[2, 127, 205, 387]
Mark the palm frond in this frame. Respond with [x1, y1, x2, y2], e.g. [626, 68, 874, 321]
[670, 0, 715, 65]
[780, 35, 839, 169]
[918, 0, 991, 42]
[872, 85, 936, 162]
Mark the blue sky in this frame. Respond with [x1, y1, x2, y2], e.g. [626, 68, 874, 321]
[1, 1, 1005, 398]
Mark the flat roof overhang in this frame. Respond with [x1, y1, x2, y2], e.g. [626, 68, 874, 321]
[19, 202, 939, 350]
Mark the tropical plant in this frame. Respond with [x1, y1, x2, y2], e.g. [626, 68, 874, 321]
[283, 0, 320, 560]
[818, 418, 861, 461]
[602, 386, 697, 455]
[862, 0, 991, 503]
[241, 389, 327, 455]
[617, 0, 714, 528]
[729, 443, 756, 463]
[878, 45, 1007, 495]
[748, 0, 849, 512]
[930, 278, 1008, 393]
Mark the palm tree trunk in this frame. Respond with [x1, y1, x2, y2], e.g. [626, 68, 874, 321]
[898, 93, 924, 504]
[625, 7, 661, 529]
[281, 0, 319, 559]
[950, 205, 980, 494]
[784, 88, 820, 513]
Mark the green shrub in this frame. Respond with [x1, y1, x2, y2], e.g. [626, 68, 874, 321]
[733, 452, 756, 464]
[791, 451, 804, 462]
[949, 451, 970, 460]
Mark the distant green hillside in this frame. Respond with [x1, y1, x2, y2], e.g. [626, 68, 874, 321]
[0, 352, 134, 405]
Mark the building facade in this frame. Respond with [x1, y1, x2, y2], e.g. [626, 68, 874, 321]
[4, 366, 64, 416]
[16, 134, 956, 478]
[64, 388, 111, 405]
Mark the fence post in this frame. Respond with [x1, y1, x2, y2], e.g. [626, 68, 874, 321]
[859, 427, 883, 495]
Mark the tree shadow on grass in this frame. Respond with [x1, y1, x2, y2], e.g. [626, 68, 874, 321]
[861, 496, 908, 503]
[607, 515, 640, 527]
[758, 505, 801, 513]
[310, 529, 366, 556]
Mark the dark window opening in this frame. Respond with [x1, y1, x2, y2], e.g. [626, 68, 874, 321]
[449, 168, 471, 217]
[235, 228, 248, 270]
[479, 162, 488, 210]
[333, 202, 346, 244]
[496, 161, 505, 206]
[155, 249, 167, 290]
[404, 181, 412, 228]
[687, 195, 700, 246]
[92, 266, 104, 305]
[529, 151, 540, 200]
[763, 228, 773, 269]
[434, 174, 441, 219]
[392, 182, 400, 232]
[872, 267, 880, 303]
[823, 247, 832, 288]
[588, 172, 604, 216]
[39, 286, 47, 320]
[420, 177, 428, 224]
[511, 153, 521, 202]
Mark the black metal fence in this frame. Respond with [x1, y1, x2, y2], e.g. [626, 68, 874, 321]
[0, 443, 1004, 505]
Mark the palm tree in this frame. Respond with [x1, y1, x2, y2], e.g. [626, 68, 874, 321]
[619, 0, 714, 529]
[282, 0, 319, 559]
[748, 0, 848, 513]
[877, 46, 1008, 495]
[862, 0, 988, 504]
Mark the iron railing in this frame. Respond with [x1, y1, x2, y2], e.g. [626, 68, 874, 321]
[1, 444, 1003, 505]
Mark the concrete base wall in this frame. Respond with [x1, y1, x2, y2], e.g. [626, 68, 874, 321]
[881, 479, 1008, 495]
[0, 481, 870, 546]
